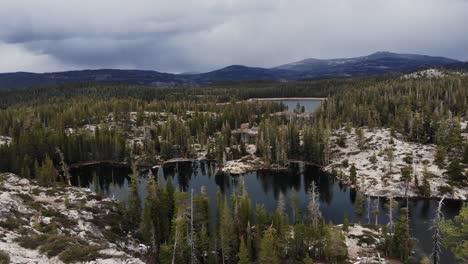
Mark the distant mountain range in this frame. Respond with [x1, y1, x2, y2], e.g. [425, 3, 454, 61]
[0, 52, 463, 89]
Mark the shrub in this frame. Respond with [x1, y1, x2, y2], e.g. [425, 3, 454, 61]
[59, 245, 108, 263]
[16, 234, 49, 249]
[403, 154, 413, 164]
[437, 185, 454, 195]
[447, 160, 466, 184]
[337, 134, 347, 148]
[0, 250, 10, 264]
[369, 152, 377, 164]
[39, 235, 79, 257]
[341, 159, 349, 168]
[0, 218, 20, 230]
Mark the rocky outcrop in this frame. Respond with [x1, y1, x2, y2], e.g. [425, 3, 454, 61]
[343, 225, 389, 264]
[0, 173, 145, 264]
[221, 155, 265, 175]
[325, 128, 468, 200]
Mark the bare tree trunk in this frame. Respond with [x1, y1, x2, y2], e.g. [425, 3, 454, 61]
[190, 189, 197, 264]
[366, 196, 371, 224]
[374, 197, 379, 225]
[55, 147, 71, 186]
[388, 197, 394, 234]
[432, 197, 445, 264]
[172, 226, 178, 264]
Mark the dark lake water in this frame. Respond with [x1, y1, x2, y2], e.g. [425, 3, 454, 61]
[265, 99, 322, 112]
[71, 161, 463, 263]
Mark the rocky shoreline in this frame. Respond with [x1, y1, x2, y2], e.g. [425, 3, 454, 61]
[325, 127, 468, 200]
[0, 173, 145, 264]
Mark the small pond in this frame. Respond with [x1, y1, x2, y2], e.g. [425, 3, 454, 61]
[278, 99, 322, 112]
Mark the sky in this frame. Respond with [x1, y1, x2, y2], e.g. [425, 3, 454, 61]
[0, 0, 467, 73]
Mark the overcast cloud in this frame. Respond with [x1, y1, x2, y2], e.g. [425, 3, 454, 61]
[0, 0, 467, 73]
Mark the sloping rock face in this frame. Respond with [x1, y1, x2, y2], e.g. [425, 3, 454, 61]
[325, 128, 468, 200]
[0, 173, 145, 264]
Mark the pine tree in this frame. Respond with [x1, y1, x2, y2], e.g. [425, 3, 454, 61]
[255, 204, 269, 233]
[447, 160, 465, 183]
[258, 226, 280, 264]
[238, 237, 251, 264]
[354, 192, 366, 223]
[128, 163, 141, 226]
[394, 208, 413, 262]
[290, 189, 301, 224]
[349, 165, 357, 185]
[342, 214, 349, 232]
[166, 176, 175, 224]
[400, 166, 413, 197]
[421, 167, 431, 197]
[440, 205, 468, 263]
[220, 200, 236, 264]
[434, 146, 447, 168]
[36, 155, 56, 187]
[141, 174, 160, 257]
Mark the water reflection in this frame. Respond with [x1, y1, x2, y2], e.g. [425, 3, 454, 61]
[71, 161, 463, 263]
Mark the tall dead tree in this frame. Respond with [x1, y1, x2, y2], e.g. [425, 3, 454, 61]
[431, 197, 445, 264]
[189, 188, 197, 264]
[55, 147, 71, 186]
[308, 183, 321, 227]
[387, 196, 394, 234]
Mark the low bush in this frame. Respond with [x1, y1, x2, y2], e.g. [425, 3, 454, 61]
[0, 250, 10, 264]
[16, 234, 49, 249]
[59, 245, 108, 263]
[39, 235, 79, 257]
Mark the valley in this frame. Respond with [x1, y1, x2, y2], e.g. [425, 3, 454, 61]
[0, 68, 467, 263]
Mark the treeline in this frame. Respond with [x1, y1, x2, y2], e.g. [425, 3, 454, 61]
[0, 75, 387, 108]
[0, 125, 128, 177]
[131, 168, 348, 264]
[317, 76, 468, 146]
[256, 119, 329, 167]
[125, 165, 418, 264]
[0, 96, 287, 176]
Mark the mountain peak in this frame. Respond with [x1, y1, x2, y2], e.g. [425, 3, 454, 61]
[0, 52, 461, 89]
[274, 52, 459, 74]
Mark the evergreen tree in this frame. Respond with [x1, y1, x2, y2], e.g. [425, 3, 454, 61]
[434, 146, 447, 168]
[342, 214, 349, 232]
[354, 192, 366, 223]
[447, 160, 465, 183]
[128, 163, 142, 226]
[238, 237, 251, 264]
[36, 155, 56, 187]
[220, 200, 236, 264]
[394, 208, 413, 263]
[258, 226, 280, 264]
[440, 205, 468, 263]
[349, 165, 357, 185]
[400, 166, 413, 196]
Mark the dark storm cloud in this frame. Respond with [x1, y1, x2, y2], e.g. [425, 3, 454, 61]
[0, 0, 467, 73]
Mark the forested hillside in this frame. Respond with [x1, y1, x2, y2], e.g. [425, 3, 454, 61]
[318, 76, 467, 144]
[0, 72, 467, 263]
